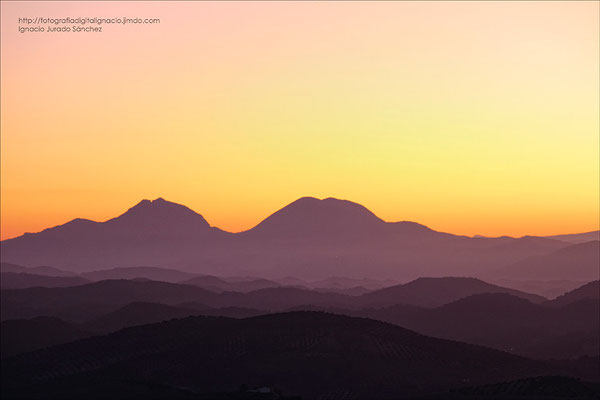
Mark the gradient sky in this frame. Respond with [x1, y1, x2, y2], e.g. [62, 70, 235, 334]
[1, 1, 598, 239]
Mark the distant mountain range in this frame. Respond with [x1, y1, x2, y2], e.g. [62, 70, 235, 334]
[2, 197, 598, 282]
[5, 285, 596, 361]
[0, 276, 551, 323]
[2, 276, 597, 362]
[0, 272, 90, 290]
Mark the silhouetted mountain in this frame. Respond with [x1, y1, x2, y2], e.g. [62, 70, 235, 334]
[0, 198, 229, 271]
[357, 294, 598, 359]
[82, 266, 199, 282]
[0, 272, 89, 289]
[81, 302, 202, 334]
[0, 280, 356, 322]
[0, 197, 572, 280]
[0, 280, 216, 321]
[488, 278, 588, 299]
[1, 276, 550, 324]
[105, 198, 211, 232]
[313, 285, 372, 296]
[0, 262, 77, 277]
[547, 281, 600, 307]
[242, 197, 389, 239]
[182, 276, 281, 293]
[3, 302, 267, 359]
[178, 303, 266, 319]
[359, 277, 545, 308]
[220, 287, 353, 311]
[1, 316, 91, 358]
[544, 230, 600, 244]
[83, 301, 263, 335]
[1, 312, 562, 400]
[274, 276, 309, 286]
[495, 241, 600, 282]
[287, 292, 598, 360]
[309, 276, 398, 290]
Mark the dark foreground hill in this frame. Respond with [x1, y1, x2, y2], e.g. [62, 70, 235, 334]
[0, 317, 92, 358]
[1, 312, 564, 400]
[548, 281, 600, 307]
[354, 292, 599, 359]
[0, 303, 266, 358]
[5, 292, 594, 361]
[418, 376, 600, 399]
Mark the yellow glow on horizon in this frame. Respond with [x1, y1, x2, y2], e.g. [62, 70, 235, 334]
[1, 1, 598, 239]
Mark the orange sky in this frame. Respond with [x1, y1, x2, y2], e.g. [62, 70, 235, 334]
[1, 1, 599, 239]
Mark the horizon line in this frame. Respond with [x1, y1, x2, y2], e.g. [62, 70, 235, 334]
[1, 196, 598, 242]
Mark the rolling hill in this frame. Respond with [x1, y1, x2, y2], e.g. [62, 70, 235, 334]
[1, 316, 91, 358]
[358, 277, 546, 307]
[355, 293, 599, 359]
[494, 241, 600, 282]
[0, 312, 562, 399]
[1, 277, 547, 322]
[0, 272, 90, 289]
[547, 280, 600, 307]
[81, 266, 199, 283]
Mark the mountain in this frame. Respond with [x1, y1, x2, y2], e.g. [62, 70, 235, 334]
[1, 197, 574, 280]
[83, 300, 263, 335]
[313, 285, 373, 296]
[487, 278, 588, 299]
[0, 272, 89, 289]
[81, 266, 199, 283]
[0, 262, 77, 277]
[242, 197, 388, 239]
[178, 303, 266, 319]
[228, 286, 352, 310]
[1, 312, 562, 400]
[1, 277, 547, 323]
[0, 280, 356, 322]
[544, 230, 600, 244]
[182, 275, 281, 292]
[357, 293, 599, 359]
[358, 277, 546, 308]
[494, 241, 600, 282]
[0, 280, 216, 322]
[81, 302, 203, 334]
[547, 281, 600, 306]
[309, 276, 399, 290]
[1, 316, 91, 358]
[0, 198, 229, 271]
[3, 302, 266, 358]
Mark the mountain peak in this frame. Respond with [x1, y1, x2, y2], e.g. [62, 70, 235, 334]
[107, 198, 211, 230]
[130, 197, 168, 209]
[246, 197, 385, 238]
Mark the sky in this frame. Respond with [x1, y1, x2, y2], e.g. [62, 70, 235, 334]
[1, 1, 598, 239]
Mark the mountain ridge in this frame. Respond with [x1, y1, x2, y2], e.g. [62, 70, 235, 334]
[1, 197, 589, 280]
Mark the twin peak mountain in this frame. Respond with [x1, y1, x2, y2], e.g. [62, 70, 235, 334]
[41, 197, 433, 239]
[1, 197, 596, 280]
